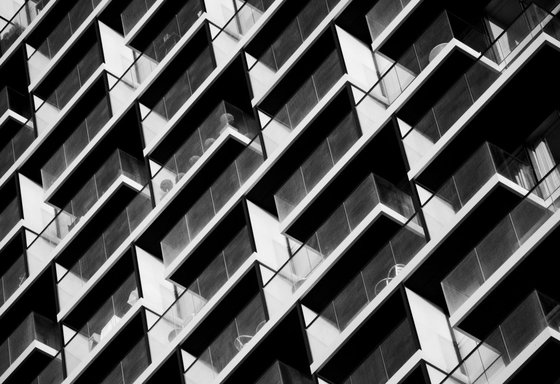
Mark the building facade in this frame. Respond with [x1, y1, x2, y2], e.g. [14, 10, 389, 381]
[1, 0, 560, 383]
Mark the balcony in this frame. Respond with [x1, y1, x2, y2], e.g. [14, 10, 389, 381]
[0, 0, 50, 58]
[0, 86, 30, 120]
[441, 291, 560, 384]
[26, 0, 102, 83]
[0, 234, 50, 307]
[120, 0, 158, 36]
[63, 274, 139, 376]
[441, 164, 560, 315]
[0, 312, 59, 378]
[56, 186, 152, 312]
[260, 49, 344, 153]
[0, 198, 21, 243]
[142, 0, 203, 63]
[400, 3, 552, 173]
[147, 226, 254, 356]
[421, 142, 536, 239]
[40, 96, 111, 190]
[97, 336, 150, 384]
[365, 0, 412, 43]
[341, 319, 417, 384]
[0, 123, 35, 179]
[273, 111, 361, 222]
[305, 216, 426, 360]
[183, 293, 268, 384]
[34, 43, 103, 133]
[264, 173, 415, 308]
[160, 142, 264, 268]
[247, 0, 341, 98]
[140, 44, 215, 147]
[255, 361, 313, 384]
[150, 101, 258, 203]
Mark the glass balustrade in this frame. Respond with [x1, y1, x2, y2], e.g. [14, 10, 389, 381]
[247, 0, 340, 97]
[0, 312, 59, 376]
[0, 235, 49, 307]
[40, 96, 111, 190]
[208, 0, 271, 70]
[98, 336, 150, 384]
[58, 150, 146, 222]
[64, 274, 139, 375]
[160, 140, 264, 266]
[255, 361, 314, 384]
[142, 0, 203, 63]
[0, 122, 35, 178]
[401, 4, 551, 170]
[140, 46, 215, 146]
[306, 215, 426, 360]
[366, 0, 411, 43]
[56, 186, 152, 311]
[343, 319, 417, 384]
[442, 164, 560, 315]
[147, 226, 253, 358]
[264, 174, 415, 312]
[30, 353, 64, 384]
[183, 293, 268, 384]
[0, 86, 30, 117]
[34, 43, 102, 133]
[259, 49, 344, 153]
[421, 142, 536, 239]
[121, 0, 158, 36]
[441, 291, 560, 384]
[26, 0, 102, 83]
[274, 111, 361, 221]
[150, 101, 258, 203]
[0, 0, 50, 57]
[358, 10, 491, 113]
[0, 198, 21, 241]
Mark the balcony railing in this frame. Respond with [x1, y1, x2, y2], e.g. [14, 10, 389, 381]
[366, 0, 411, 43]
[34, 43, 103, 133]
[26, 0, 102, 83]
[140, 45, 215, 146]
[121, 0, 158, 36]
[0, 237, 48, 307]
[421, 142, 536, 239]
[306, 215, 426, 360]
[255, 361, 313, 384]
[98, 336, 150, 384]
[64, 274, 139, 375]
[40, 96, 111, 190]
[0, 312, 59, 376]
[0, 122, 35, 178]
[442, 164, 560, 315]
[274, 111, 361, 221]
[358, 9, 491, 115]
[247, 0, 340, 97]
[60, 149, 146, 219]
[264, 174, 415, 311]
[0, 0, 50, 57]
[183, 293, 268, 384]
[260, 49, 344, 153]
[0, 198, 21, 241]
[441, 291, 560, 384]
[56, 186, 152, 311]
[150, 101, 258, 203]
[401, 4, 551, 170]
[0, 86, 30, 118]
[160, 141, 264, 267]
[344, 319, 417, 384]
[143, 0, 203, 63]
[147, 226, 253, 359]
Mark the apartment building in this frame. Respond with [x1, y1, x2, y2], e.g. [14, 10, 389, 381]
[1, 0, 560, 383]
